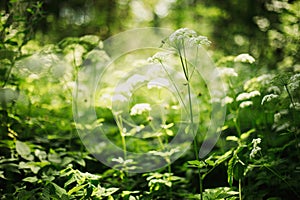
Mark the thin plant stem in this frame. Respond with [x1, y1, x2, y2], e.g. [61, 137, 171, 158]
[239, 179, 242, 200]
[178, 41, 203, 200]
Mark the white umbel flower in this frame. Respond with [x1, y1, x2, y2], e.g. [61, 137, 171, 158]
[239, 101, 253, 108]
[130, 103, 151, 115]
[236, 90, 261, 101]
[261, 94, 279, 105]
[234, 53, 255, 64]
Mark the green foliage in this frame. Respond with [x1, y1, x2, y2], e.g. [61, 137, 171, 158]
[1, 1, 300, 199]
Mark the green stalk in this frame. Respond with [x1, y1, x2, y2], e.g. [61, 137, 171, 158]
[178, 41, 203, 200]
[239, 179, 242, 200]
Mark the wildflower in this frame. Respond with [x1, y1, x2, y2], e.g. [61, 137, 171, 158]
[236, 90, 261, 101]
[288, 73, 300, 92]
[112, 94, 127, 102]
[148, 52, 170, 63]
[234, 53, 255, 64]
[244, 74, 274, 91]
[218, 67, 238, 77]
[267, 86, 281, 95]
[147, 78, 170, 89]
[274, 112, 281, 123]
[250, 138, 262, 159]
[126, 74, 147, 87]
[189, 35, 211, 47]
[289, 102, 300, 110]
[221, 96, 234, 106]
[261, 94, 278, 105]
[169, 28, 197, 43]
[239, 101, 253, 108]
[130, 103, 151, 115]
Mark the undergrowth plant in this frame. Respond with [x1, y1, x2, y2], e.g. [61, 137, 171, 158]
[0, 24, 299, 199]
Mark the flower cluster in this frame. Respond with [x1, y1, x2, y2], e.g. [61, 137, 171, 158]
[261, 94, 279, 105]
[147, 52, 170, 63]
[234, 53, 255, 64]
[189, 35, 211, 47]
[169, 28, 197, 42]
[236, 90, 261, 101]
[167, 28, 211, 47]
[250, 138, 262, 159]
[288, 73, 300, 92]
[239, 101, 253, 108]
[218, 67, 238, 78]
[130, 103, 152, 116]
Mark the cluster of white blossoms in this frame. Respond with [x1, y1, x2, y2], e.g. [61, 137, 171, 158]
[267, 86, 281, 95]
[290, 102, 300, 110]
[169, 28, 197, 42]
[261, 93, 279, 105]
[234, 53, 255, 64]
[147, 77, 170, 89]
[244, 74, 274, 91]
[288, 73, 300, 92]
[147, 52, 170, 63]
[236, 90, 260, 108]
[168, 28, 211, 47]
[250, 138, 262, 159]
[130, 103, 152, 116]
[236, 90, 261, 101]
[218, 67, 238, 78]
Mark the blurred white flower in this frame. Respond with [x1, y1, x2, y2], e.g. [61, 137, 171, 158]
[130, 103, 151, 115]
[267, 86, 281, 95]
[290, 102, 300, 110]
[288, 74, 300, 92]
[250, 138, 262, 159]
[274, 112, 281, 123]
[234, 53, 255, 64]
[126, 74, 147, 86]
[224, 96, 234, 104]
[236, 90, 261, 101]
[148, 52, 170, 63]
[147, 78, 170, 89]
[261, 94, 278, 105]
[218, 67, 238, 77]
[169, 28, 197, 43]
[189, 35, 211, 47]
[239, 101, 253, 108]
[112, 94, 127, 102]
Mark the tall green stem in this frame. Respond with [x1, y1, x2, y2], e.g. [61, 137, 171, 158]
[178, 41, 203, 200]
[239, 179, 242, 200]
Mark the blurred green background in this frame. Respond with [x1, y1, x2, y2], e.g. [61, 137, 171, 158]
[1, 0, 299, 69]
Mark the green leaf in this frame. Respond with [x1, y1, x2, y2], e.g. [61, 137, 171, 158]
[187, 160, 206, 168]
[227, 157, 236, 186]
[233, 162, 245, 180]
[226, 136, 239, 142]
[67, 183, 88, 195]
[16, 140, 33, 160]
[50, 182, 68, 197]
[23, 176, 38, 183]
[240, 128, 255, 140]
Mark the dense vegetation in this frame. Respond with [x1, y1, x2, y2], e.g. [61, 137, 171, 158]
[0, 0, 299, 199]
